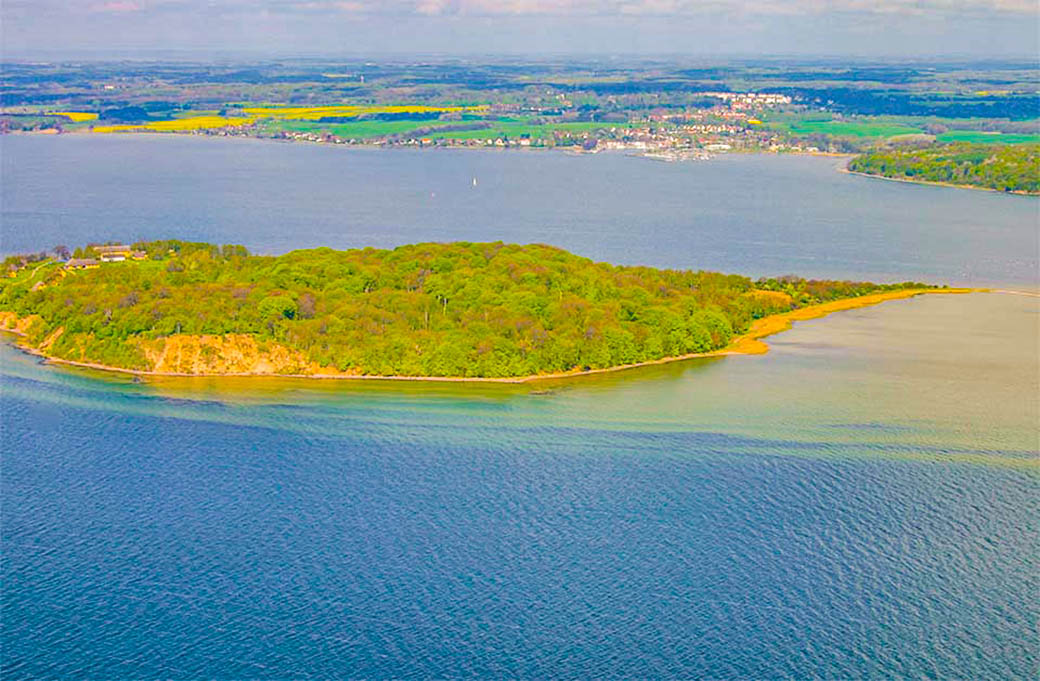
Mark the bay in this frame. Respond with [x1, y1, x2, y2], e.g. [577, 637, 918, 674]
[2, 134, 1037, 287]
[1, 134, 1037, 679]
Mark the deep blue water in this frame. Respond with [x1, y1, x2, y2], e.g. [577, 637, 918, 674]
[3, 292, 1038, 679]
[1, 136, 1038, 678]
[2, 134, 1038, 287]
[4, 394, 1034, 679]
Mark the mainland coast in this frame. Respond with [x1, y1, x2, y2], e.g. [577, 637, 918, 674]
[840, 167, 1039, 196]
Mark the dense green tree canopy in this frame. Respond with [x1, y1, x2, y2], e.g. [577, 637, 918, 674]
[1, 241, 931, 377]
[849, 143, 1039, 194]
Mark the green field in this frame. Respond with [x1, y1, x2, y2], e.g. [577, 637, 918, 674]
[765, 114, 1040, 144]
[259, 119, 464, 139]
[425, 120, 607, 141]
[259, 117, 611, 142]
[935, 131, 1040, 144]
[774, 119, 924, 138]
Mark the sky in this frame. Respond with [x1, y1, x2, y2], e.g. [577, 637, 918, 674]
[2, 0, 1037, 59]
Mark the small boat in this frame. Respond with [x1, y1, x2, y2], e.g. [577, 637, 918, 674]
[472, 177, 478, 187]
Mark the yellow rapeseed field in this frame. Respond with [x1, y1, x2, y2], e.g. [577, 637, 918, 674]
[240, 104, 487, 120]
[51, 112, 99, 122]
[93, 115, 256, 133]
[88, 104, 489, 133]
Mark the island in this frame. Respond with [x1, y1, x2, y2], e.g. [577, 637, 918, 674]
[847, 143, 1039, 194]
[1, 241, 967, 381]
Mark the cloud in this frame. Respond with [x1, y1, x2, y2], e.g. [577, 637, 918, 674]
[415, 0, 449, 14]
[11, 0, 1038, 18]
[293, 1, 366, 10]
[402, 0, 1038, 15]
[91, 0, 141, 11]
[3, 0, 1035, 57]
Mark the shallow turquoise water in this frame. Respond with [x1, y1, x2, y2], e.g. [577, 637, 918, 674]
[3, 292, 1037, 678]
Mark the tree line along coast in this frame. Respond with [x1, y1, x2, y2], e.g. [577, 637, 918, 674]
[0, 240, 959, 381]
[846, 143, 1039, 194]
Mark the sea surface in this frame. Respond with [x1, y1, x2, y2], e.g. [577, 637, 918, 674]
[2, 134, 1038, 287]
[1, 135, 1039, 679]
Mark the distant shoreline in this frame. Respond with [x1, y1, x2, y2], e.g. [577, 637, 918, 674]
[839, 166, 1039, 197]
[7, 129, 856, 161]
[4, 288, 979, 384]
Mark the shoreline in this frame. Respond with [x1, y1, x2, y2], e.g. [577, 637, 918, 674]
[10, 129, 857, 161]
[839, 167, 1038, 197]
[3, 288, 979, 384]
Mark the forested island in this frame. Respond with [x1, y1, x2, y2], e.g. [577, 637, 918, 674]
[1, 241, 947, 380]
[847, 143, 1039, 194]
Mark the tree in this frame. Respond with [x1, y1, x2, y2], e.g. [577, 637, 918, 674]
[297, 292, 317, 319]
[259, 295, 298, 321]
